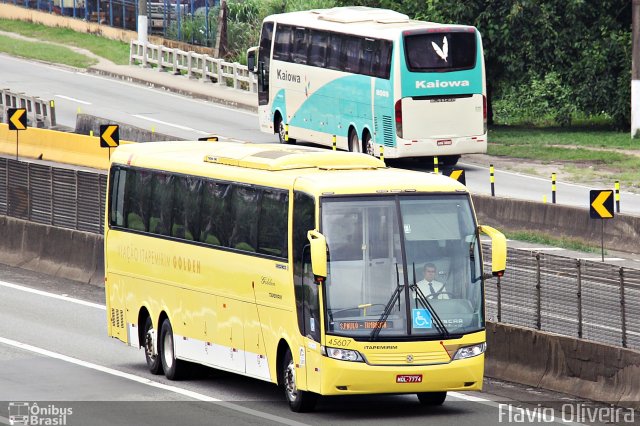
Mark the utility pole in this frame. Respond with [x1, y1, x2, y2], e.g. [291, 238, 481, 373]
[137, 0, 148, 44]
[632, 0, 640, 138]
[214, 0, 228, 58]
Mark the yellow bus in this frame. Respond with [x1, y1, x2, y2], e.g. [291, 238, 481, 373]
[104, 140, 506, 412]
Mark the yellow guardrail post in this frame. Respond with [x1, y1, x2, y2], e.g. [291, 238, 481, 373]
[490, 164, 495, 196]
[552, 172, 557, 204]
[380, 145, 385, 165]
[615, 180, 620, 213]
[433, 156, 439, 174]
[332, 134, 336, 151]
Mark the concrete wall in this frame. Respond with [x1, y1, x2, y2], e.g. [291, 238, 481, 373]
[486, 322, 640, 410]
[75, 114, 178, 143]
[0, 216, 103, 286]
[473, 195, 640, 253]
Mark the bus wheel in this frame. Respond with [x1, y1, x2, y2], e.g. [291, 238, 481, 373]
[363, 132, 374, 156]
[276, 115, 295, 144]
[348, 129, 361, 153]
[282, 349, 318, 412]
[160, 319, 186, 380]
[144, 316, 162, 375]
[417, 391, 447, 406]
[441, 155, 460, 166]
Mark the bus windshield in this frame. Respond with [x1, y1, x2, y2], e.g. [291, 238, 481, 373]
[404, 30, 477, 72]
[322, 194, 483, 340]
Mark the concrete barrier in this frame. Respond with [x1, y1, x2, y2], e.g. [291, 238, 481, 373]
[473, 195, 640, 253]
[0, 216, 103, 286]
[486, 322, 640, 410]
[75, 114, 177, 143]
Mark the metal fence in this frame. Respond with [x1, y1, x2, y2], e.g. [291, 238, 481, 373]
[484, 246, 640, 351]
[2, 0, 220, 44]
[0, 158, 106, 234]
[1, 157, 639, 351]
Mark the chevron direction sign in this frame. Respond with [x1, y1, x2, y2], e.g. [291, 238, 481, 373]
[100, 125, 120, 148]
[8, 108, 27, 131]
[590, 190, 614, 219]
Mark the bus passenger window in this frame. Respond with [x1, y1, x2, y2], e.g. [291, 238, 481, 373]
[273, 25, 292, 62]
[149, 173, 175, 236]
[327, 33, 343, 70]
[200, 181, 231, 246]
[343, 36, 362, 74]
[229, 186, 259, 253]
[257, 190, 288, 257]
[308, 30, 328, 67]
[173, 176, 202, 241]
[291, 28, 308, 64]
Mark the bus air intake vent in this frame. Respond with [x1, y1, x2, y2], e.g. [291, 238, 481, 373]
[382, 115, 394, 147]
[111, 308, 125, 329]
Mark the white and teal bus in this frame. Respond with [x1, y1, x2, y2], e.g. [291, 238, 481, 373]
[247, 6, 487, 166]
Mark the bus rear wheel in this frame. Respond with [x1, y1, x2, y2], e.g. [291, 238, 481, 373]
[363, 132, 374, 156]
[160, 319, 186, 380]
[417, 391, 447, 406]
[348, 129, 361, 153]
[144, 316, 162, 375]
[282, 349, 318, 412]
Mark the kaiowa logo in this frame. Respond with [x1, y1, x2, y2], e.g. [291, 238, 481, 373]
[416, 80, 470, 89]
[277, 69, 301, 83]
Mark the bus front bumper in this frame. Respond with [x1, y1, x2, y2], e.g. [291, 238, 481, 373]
[318, 354, 484, 395]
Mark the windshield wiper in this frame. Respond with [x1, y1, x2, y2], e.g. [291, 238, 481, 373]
[370, 263, 404, 341]
[410, 263, 450, 339]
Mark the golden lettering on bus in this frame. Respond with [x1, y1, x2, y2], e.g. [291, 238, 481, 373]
[118, 245, 200, 274]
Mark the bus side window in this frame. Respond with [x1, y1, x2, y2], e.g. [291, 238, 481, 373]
[308, 30, 328, 68]
[273, 24, 292, 62]
[327, 32, 343, 71]
[200, 180, 231, 247]
[257, 189, 289, 258]
[343, 36, 362, 74]
[172, 175, 202, 241]
[291, 27, 308, 65]
[149, 172, 175, 236]
[228, 185, 260, 253]
[109, 167, 126, 227]
[362, 38, 375, 77]
[376, 40, 392, 79]
[124, 169, 151, 232]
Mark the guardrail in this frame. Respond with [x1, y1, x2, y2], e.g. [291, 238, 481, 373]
[1, 89, 57, 129]
[129, 40, 258, 93]
[1, 155, 639, 351]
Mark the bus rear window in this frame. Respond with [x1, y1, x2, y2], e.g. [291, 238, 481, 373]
[404, 31, 476, 72]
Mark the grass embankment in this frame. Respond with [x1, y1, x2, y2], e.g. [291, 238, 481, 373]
[0, 18, 129, 65]
[489, 126, 640, 191]
[505, 231, 603, 254]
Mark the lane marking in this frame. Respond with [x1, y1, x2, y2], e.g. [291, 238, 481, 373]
[131, 114, 209, 134]
[0, 280, 105, 310]
[55, 94, 92, 105]
[518, 247, 566, 251]
[578, 257, 625, 262]
[0, 336, 309, 426]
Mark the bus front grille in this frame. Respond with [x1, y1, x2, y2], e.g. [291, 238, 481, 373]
[365, 350, 450, 365]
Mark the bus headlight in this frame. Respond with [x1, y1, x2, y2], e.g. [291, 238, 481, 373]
[322, 346, 364, 362]
[453, 342, 486, 360]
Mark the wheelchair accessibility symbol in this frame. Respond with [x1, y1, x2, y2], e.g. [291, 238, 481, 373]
[412, 309, 432, 329]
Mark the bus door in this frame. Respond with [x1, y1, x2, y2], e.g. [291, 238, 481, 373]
[258, 22, 273, 108]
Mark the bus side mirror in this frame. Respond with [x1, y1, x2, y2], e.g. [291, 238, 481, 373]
[307, 230, 327, 280]
[478, 225, 506, 277]
[247, 46, 258, 73]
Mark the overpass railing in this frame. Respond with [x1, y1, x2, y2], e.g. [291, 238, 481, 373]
[129, 40, 258, 93]
[1, 156, 639, 351]
[1, 89, 57, 128]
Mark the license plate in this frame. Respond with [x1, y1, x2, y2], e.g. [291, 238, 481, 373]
[396, 374, 422, 383]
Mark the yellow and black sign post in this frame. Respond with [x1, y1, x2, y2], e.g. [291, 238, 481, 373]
[446, 169, 466, 185]
[8, 108, 27, 160]
[100, 124, 120, 160]
[589, 189, 614, 262]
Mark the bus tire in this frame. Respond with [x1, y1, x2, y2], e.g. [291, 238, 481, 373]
[276, 114, 296, 144]
[441, 155, 460, 166]
[160, 319, 186, 380]
[348, 128, 361, 153]
[282, 349, 318, 412]
[417, 391, 447, 406]
[363, 131, 374, 156]
[144, 316, 163, 375]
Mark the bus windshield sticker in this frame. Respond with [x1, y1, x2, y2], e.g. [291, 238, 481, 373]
[412, 309, 433, 329]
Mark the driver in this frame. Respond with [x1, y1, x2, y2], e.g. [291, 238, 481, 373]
[416, 263, 449, 300]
